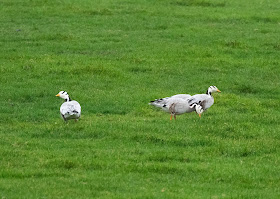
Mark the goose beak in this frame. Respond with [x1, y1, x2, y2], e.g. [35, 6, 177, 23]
[199, 114, 201, 118]
[56, 94, 60, 97]
[217, 89, 221, 92]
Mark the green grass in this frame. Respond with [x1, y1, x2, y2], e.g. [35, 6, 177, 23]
[1, 0, 280, 198]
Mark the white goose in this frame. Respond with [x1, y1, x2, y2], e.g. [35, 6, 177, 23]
[150, 97, 202, 120]
[56, 91, 81, 122]
[187, 86, 221, 117]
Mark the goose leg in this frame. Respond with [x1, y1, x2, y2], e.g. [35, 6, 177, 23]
[61, 114, 67, 122]
[169, 103, 176, 121]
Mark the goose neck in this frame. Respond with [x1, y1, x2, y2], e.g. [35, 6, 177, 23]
[206, 90, 212, 95]
[65, 96, 72, 102]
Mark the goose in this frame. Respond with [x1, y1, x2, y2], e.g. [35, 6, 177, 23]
[187, 86, 221, 117]
[56, 91, 81, 122]
[150, 97, 202, 120]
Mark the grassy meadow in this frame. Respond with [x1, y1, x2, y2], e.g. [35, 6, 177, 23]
[1, 0, 280, 198]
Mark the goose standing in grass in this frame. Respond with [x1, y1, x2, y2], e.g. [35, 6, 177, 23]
[56, 91, 81, 122]
[150, 96, 202, 120]
[187, 86, 221, 117]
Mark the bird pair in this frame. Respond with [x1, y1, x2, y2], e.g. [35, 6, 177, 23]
[149, 86, 221, 120]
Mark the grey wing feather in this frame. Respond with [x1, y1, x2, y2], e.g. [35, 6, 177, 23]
[150, 94, 191, 108]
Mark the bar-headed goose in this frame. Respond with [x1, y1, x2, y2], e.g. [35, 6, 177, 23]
[150, 97, 202, 120]
[56, 91, 81, 122]
[187, 86, 221, 117]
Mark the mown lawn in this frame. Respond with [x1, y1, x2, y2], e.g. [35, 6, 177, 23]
[1, 0, 280, 198]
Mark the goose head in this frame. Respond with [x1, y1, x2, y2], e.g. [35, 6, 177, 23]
[190, 104, 204, 118]
[56, 91, 71, 102]
[206, 86, 221, 95]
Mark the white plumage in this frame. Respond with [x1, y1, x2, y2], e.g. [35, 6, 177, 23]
[150, 93, 201, 120]
[149, 93, 191, 108]
[56, 91, 81, 121]
[187, 86, 221, 114]
[149, 86, 221, 119]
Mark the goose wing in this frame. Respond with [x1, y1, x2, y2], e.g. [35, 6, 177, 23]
[60, 101, 81, 116]
[150, 94, 191, 108]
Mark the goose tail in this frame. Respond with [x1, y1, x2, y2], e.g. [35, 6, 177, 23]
[149, 98, 169, 108]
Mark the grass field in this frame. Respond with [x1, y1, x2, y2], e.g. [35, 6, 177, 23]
[1, 0, 280, 198]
